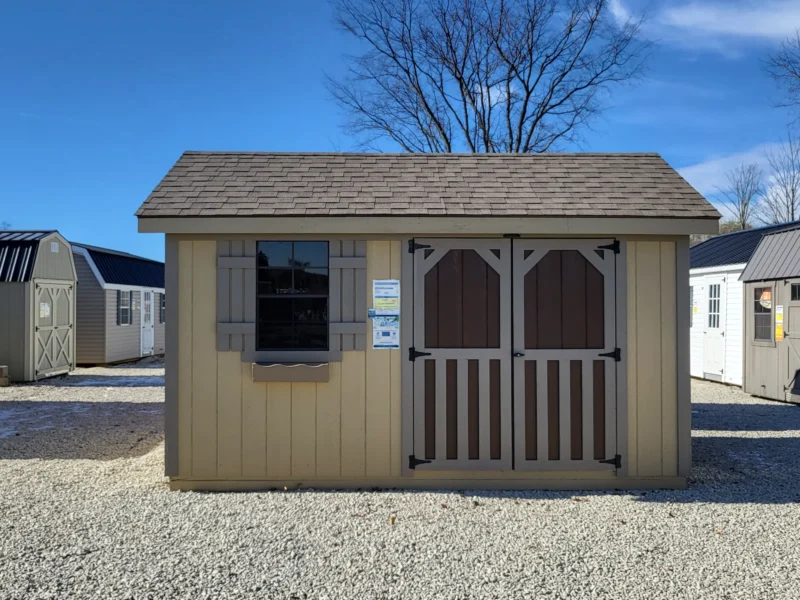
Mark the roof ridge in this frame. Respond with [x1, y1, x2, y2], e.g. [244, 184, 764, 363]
[71, 242, 163, 265]
[181, 150, 664, 157]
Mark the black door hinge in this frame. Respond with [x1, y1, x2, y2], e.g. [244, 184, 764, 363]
[409, 347, 432, 361]
[408, 240, 432, 254]
[599, 348, 621, 361]
[409, 455, 432, 469]
[599, 454, 622, 469]
[598, 240, 620, 254]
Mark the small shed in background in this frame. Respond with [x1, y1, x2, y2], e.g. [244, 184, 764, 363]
[71, 243, 165, 365]
[689, 221, 799, 386]
[741, 225, 800, 403]
[0, 231, 77, 382]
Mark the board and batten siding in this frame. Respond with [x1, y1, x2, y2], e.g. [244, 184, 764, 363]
[74, 253, 107, 364]
[104, 289, 142, 363]
[626, 240, 682, 478]
[31, 234, 76, 282]
[174, 238, 403, 482]
[170, 235, 687, 487]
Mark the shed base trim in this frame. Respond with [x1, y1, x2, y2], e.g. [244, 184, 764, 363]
[169, 476, 687, 492]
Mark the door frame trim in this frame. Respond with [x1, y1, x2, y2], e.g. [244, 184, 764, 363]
[140, 288, 156, 357]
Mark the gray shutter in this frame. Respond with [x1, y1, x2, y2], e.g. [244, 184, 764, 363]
[329, 240, 367, 352]
[217, 240, 256, 352]
[116, 290, 121, 325]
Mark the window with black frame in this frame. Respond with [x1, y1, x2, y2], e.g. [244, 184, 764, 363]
[754, 287, 772, 341]
[256, 241, 329, 350]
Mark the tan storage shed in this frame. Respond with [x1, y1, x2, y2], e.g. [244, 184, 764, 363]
[138, 152, 719, 491]
[741, 225, 800, 403]
[0, 231, 77, 382]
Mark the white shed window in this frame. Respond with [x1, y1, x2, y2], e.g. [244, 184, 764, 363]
[118, 291, 133, 326]
[792, 284, 800, 302]
[159, 294, 166, 323]
[707, 284, 720, 329]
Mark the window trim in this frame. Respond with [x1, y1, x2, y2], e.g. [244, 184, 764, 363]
[255, 241, 330, 352]
[118, 290, 133, 327]
[753, 285, 773, 345]
[159, 293, 166, 324]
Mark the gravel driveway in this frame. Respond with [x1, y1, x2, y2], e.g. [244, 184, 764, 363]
[1, 365, 799, 599]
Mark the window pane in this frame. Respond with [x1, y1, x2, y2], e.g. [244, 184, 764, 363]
[294, 268, 329, 294]
[293, 297, 328, 323]
[257, 242, 292, 267]
[793, 284, 800, 302]
[295, 324, 328, 349]
[258, 323, 294, 349]
[258, 268, 293, 294]
[259, 298, 294, 322]
[293, 242, 328, 268]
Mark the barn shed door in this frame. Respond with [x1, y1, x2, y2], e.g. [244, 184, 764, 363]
[512, 240, 618, 471]
[411, 239, 513, 470]
[34, 281, 75, 379]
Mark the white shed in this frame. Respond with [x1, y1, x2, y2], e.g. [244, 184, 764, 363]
[689, 222, 799, 386]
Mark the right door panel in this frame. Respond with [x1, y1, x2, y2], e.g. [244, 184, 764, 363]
[512, 240, 618, 471]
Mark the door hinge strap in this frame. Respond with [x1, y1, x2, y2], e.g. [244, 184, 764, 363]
[598, 240, 620, 254]
[409, 455, 432, 469]
[408, 240, 432, 254]
[599, 454, 622, 469]
[409, 347, 432, 361]
[599, 347, 621, 361]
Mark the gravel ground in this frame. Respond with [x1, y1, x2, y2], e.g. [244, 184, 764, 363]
[1, 366, 799, 599]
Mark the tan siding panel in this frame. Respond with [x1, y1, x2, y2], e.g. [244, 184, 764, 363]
[291, 383, 317, 477]
[389, 241, 403, 477]
[340, 351, 367, 476]
[0, 284, 28, 381]
[241, 361, 268, 478]
[626, 243, 639, 477]
[266, 382, 292, 477]
[177, 241, 193, 477]
[316, 361, 342, 477]
[217, 350, 242, 478]
[74, 254, 106, 364]
[660, 242, 678, 476]
[365, 241, 393, 476]
[191, 241, 218, 479]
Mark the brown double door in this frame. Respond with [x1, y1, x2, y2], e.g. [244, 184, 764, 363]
[411, 239, 618, 472]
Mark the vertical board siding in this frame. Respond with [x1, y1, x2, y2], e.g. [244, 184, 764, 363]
[177, 241, 193, 477]
[340, 351, 367, 476]
[191, 242, 218, 479]
[291, 383, 317, 477]
[625, 240, 679, 478]
[217, 350, 242, 478]
[241, 361, 268, 478]
[0, 284, 28, 382]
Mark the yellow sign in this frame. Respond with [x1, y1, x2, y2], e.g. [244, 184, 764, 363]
[374, 297, 400, 312]
[776, 305, 784, 341]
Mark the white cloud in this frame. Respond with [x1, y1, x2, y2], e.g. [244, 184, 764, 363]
[678, 143, 779, 196]
[611, 0, 800, 55]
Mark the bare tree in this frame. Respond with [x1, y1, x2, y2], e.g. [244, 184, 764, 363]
[0, 221, 11, 230]
[328, 0, 648, 152]
[766, 29, 800, 114]
[760, 134, 800, 224]
[714, 163, 762, 230]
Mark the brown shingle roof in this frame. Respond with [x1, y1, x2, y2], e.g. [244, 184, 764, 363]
[136, 152, 720, 219]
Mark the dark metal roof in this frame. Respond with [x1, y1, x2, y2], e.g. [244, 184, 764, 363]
[72, 243, 164, 288]
[690, 221, 800, 269]
[741, 225, 800, 282]
[0, 231, 57, 282]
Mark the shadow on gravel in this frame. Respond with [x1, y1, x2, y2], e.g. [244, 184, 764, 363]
[0, 401, 163, 460]
[33, 375, 164, 388]
[692, 402, 800, 431]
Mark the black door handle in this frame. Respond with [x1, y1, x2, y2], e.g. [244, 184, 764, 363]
[513, 352, 524, 358]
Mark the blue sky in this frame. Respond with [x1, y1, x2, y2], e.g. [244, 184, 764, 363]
[1, 0, 798, 261]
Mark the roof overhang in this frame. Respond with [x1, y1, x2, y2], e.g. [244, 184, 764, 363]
[689, 263, 746, 276]
[138, 216, 719, 236]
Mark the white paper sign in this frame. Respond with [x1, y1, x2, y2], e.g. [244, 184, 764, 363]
[39, 302, 50, 319]
[373, 279, 400, 315]
[372, 315, 400, 349]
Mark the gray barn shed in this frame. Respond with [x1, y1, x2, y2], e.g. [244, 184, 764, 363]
[71, 243, 165, 364]
[741, 225, 800, 403]
[0, 231, 77, 382]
